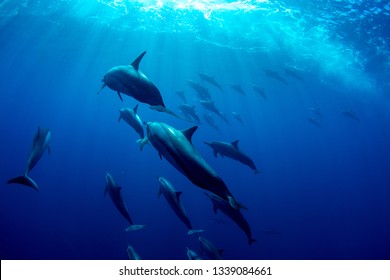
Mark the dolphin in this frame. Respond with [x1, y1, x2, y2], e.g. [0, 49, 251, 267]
[203, 113, 221, 133]
[231, 112, 244, 126]
[176, 90, 187, 103]
[138, 122, 240, 209]
[204, 140, 260, 174]
[198, 72, 223, 92]
[178, 104, 201, 124]
[341, 110, 360, 121]
[157, 177, 203, 235]
[309, 107, 323, 117]
[127, 245, 142, 260]
[198, 236, 223, 260]
[230, 84, 246, 96]
[104, 173, 146, 231]
[7, 127, 51, 191]
[205, 192, 256, 245]
[186, 247, 202, 260]
[119, 105, 144, 138]
[187, 80, 211, 100]
[284, 67, 304, 82]
[252, 84, 267, 101]
[263, 69, 288, 85]
[200, 100, 229, 125]
[98, 51, 179, 118]
[307, 117, 322, 128]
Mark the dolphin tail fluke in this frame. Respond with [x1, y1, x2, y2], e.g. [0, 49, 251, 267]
[254, 169, 261, 175]
[125, 224, 147, 232]
[7, 175, 39, 191]
[188, 229, 204, 235]
[136, 138, 149, 151]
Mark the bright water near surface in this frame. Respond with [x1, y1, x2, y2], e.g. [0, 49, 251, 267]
[0, 0, 389, 260]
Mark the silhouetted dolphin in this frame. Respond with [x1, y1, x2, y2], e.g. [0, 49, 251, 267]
[232, 112, 244, 126]
[186, 247, 202, 260]
[178, 104, 201, 124]
[263, 69, 288, 85]
[309, 107, 323, 117]
[98, 51, 178, 117]
[198, 72, 223, 92]
[7, 127, 51, 191]
[198, 236, 223, 260]
[341, 110, 360, 121]
[204, 140, 260, 174]
[230, 84, 246, 95]
[139, 122, 240, 209]
[176, 90, 187, 103]
[158, 177, 203, 235]
[127, 245, 142, 260]
[307, 117, 322, 128]
[119, 105, 144, 138]
[252, 84, 267, 101]
[205, 192, 256, 245]
[203, 113, 222, 133]
[187, 80, 211, 100]
[284, 67, 304, 82]
[104, 173, 146, 231]
[200, 100, 229, 125]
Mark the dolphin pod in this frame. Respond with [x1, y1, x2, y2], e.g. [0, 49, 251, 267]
[204, 140, 260, 174]
[157, 177, 203, 235]
[104, 172, 146, 232]
[138, 121, 241, 209]
[7, 127, 51, 191]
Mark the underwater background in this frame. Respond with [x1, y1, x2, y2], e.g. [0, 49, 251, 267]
[0, 0, 389, 260]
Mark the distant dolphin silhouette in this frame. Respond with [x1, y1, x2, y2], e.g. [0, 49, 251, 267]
[230, 84, 246, 95]
[127, 245, 142, 260]
[341, 110, 360, 121]
[198, 72, 223, 92]
[264, 69, 288, 85]
[307, 117, 322, 128]
[186, 247, 202, 260]
[252, 84, 267, 101]
[200, 100, 229, 125]
[203, 113, 222, 134]
[198, 236, 224, 260]
[176, 90, 187, 103]
[118, 105, 144, 138]
[7, 127, 51, 191]
[284, 67, 304, 82]
[187, 80, 211, 100]
[178, 104, 201, 124]
[231, 112, 244, 126]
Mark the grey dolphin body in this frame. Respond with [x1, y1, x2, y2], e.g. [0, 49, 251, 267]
[230, 84, 246, 95]
[198, 73, 223, 92]
[264, 69, 288, 85]
[127, 245, 142, 260]
[7, 127, 51, 191]
[178, 104, 201, 124]
[309, 107, 323, 117]
[186, 247, 202, 260]
[104, 173, 145, 231]
[204, 140, 260, 174]
[200, 100, 229, 125]
[284, 67, 304, 82]
[232, 112, 244, 126]
[252, 84, 267, 101]
[203, 113, 221, 133]
[119, 105, 144, 138]
[198, 236, 223, 260]
[140, 122, 239, 208]
[341, 110, 360, 121]
[187, 80, 211, 100]
[205, 192, 256, 245]
[158, 177, 203, 235]
[307, 117, 322, 128]
[98, 51, 179, 117]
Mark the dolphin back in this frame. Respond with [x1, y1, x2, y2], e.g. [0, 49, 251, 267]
[7, 175, 39, 191]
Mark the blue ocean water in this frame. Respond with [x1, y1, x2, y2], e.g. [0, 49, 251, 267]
[0, 0, 389, 260]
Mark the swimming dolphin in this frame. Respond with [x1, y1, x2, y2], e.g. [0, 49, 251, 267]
[186, 247, 202, 260]
[138, 122, 240, 209]
[205, 192, 256, 245]
[98, 51, 179, 117]
[341, 110, 360, 121]
[203, 113, 222, 134]
[178, 104, 201, 124]
[284, 67, 304, 82]
[187, 80, 211, 100]
[198, 72, 223, 92]
[204, 140, 260, 174]
[119, 105, 144, 138]
[7, 127, 51, 191]
[230, 84, 246, 96]
[104, 172, 146, 231]
[127, 245, 142, 260]
[231, 112, 244, 126]
[198, 236, 223, 260]
[176, 90, 187, 103]
[200, 100, 229, 125]
[263, 69, 288, 85]
[309, 107, 323, 117]
[252, 84, 267, 101]
[307, 117, 322, 128]
[158, 177, 203, 235]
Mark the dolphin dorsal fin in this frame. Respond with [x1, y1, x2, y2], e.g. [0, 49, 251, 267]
[133, 104, 139, 113]
[181, 126, 198, 143]
[231, 140, 239, 149]
[131, 51, 146, 71]
[176, 191, 183, 199]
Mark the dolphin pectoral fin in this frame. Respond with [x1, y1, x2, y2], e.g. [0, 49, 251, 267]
[97, 83, 106, 94]
[188, 229, 204, 235]
[125, 224, 146, 232]
[136, 137, 149, 151]
[133, 104, 139, 113]
[158, 152, 163, 160]
[131, 51, 146, 71]
[7, 175, 39, 191]
[117, 92, 123, 101]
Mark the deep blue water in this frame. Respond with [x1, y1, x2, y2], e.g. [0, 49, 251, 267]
[0, 0, 390, 260]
